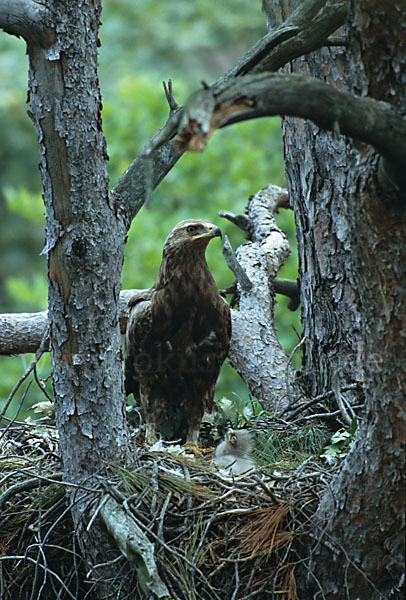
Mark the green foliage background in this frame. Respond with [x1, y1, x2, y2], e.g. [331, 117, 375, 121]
[0, 1, 300, 421]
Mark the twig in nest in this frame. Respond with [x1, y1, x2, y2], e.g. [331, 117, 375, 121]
[0, 555, 77, 600]
[252, 475, 284, 505]
[150, 460, 159, 516]
[281, 381, 361, 420]
[158, 491, 173, 541]
[100, 496, 170, 598]
[222, 235, 252, 292]
[0, 380, 32, 437]
[33, 365, 53, 403]
[127, 505, 223, 600]
[0, 472, 62, 511]
[332, 374, 353, 426]
[86, 494, 110, 533]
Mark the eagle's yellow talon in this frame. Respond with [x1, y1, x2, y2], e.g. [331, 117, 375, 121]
[184, 443, 212, 459]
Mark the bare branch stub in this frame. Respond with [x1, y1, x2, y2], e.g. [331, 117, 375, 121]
[163, 79, 179, 112]
[175, 87, 216, 152]
[273, 278, 300, 311]
[218, 210, 253, 239]
[222, 235, 252, 292]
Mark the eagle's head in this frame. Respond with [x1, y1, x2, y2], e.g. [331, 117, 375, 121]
[157, 219, 223, 287]
[164, 220, 222, 253]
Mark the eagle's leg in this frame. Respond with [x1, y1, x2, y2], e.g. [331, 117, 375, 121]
[145, 422, 158, 445]
[140, 388, 159, 445]
[186, 427, 199, 445]
[185, 405, 204, 445]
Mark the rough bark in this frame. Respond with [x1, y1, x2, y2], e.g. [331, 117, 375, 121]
[267, 1, 406, 597]
[306, 157, 406, 599]
[223, 185, 300, 412]
[26, 0, 130, 473]
[272, 1, 365, 402]
[7, 0, 131, 593]
[306, 3, 406, 597]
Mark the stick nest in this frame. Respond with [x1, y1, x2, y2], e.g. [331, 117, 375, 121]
[0, 423, 337, 600]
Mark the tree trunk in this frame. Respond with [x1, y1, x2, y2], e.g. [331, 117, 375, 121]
[277, 9, 363, 401]
[269, 0, 405, 597]
[25, 0, 130, 589]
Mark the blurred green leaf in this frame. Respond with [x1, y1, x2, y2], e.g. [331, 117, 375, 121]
[5, 273, 47, 311]
[4, 186, 44, 223]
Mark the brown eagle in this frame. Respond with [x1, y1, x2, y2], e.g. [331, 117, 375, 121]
[125, 220, 231, 444]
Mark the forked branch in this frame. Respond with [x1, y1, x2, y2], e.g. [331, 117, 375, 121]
[222, 185, 303, 412]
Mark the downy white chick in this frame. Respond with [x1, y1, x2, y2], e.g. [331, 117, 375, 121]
[213, 428, 255, 475]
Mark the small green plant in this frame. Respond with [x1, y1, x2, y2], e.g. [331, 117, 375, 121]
[214, 393, 265, 430]
[254, 424, 330, 468]
[320, 418, 358, 462]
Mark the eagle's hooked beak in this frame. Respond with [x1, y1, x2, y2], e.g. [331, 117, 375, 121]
[193, 224, 222, 240]
[210, 225, 222, 239]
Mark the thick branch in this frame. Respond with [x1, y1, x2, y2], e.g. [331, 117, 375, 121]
[115, 0, 400, 213]
[0, 275, 299, 358]
[0, 290, 137, 355]
[99, 497, 169, 598]
[0, 0, 53, 47]
[178, 73, 406, 166]
[229, 0, 347, 78]
[225, 186, 301, 412]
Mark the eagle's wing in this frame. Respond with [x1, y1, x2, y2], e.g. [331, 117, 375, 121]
[125, 287, 186, 443]
[124, 290, 154, 398]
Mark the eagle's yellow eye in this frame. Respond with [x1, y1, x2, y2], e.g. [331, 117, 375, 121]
[187, 225, 197, 234]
